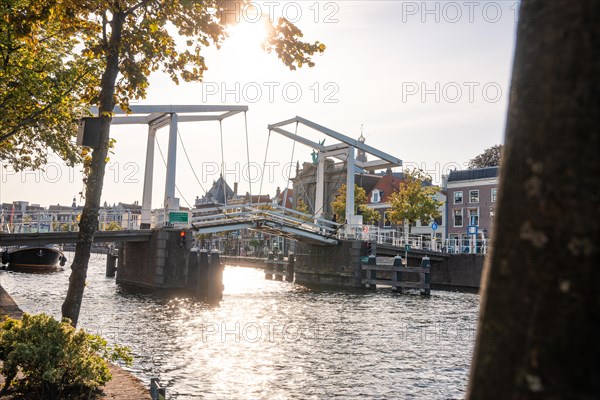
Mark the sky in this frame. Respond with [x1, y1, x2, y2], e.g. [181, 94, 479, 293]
[0, 1, 519, 209]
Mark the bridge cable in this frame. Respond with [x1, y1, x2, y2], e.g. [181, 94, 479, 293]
[176, 126, 248, 225]
[258, 130, 271, 199]
[219, 120, 227, 206]
[154, 136, 193, 209]
[294, 160, 317, 214]
[310, 154, 349, 220]
[157, 126, 259, 234]
[244, 111, 252, 199]
[176, 128, 208, 196]
[282, 121, 299, 211]
[177, 126, 234, 215]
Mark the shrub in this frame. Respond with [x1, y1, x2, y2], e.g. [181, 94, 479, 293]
[0, 313, 132, 399]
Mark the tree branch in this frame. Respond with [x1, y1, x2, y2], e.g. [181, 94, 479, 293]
[102, 11, 108, 48]
[0, 67, 94, 143]
[125, 0, 152, 16]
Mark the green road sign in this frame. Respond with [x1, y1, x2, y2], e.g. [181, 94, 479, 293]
[405, 244, 411, 252]
[169, 211, 189, 223]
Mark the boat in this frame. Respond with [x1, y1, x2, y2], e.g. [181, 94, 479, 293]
[1, 245, 67, 272]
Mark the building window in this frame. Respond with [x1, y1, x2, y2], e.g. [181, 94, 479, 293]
[383, 212, 392, 227]
[434, 216, 443, 226]
[469, 190, 479, 203]
[371, 190, 380, 203]
[469, 208, 479, 226]
[454, 191, 463, 204]
[491, 188, 498, 202]
[453, 209, 463, 227]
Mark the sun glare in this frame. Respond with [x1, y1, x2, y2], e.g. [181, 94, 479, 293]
[225, 18, 269, 57]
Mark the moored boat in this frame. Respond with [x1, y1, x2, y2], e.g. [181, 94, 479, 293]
[1, 245, 67, 272]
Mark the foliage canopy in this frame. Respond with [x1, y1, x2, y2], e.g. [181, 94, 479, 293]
[387, 169, 442, 233]
[0, 313, 131, 399]
[0, 0, 326, 171]
[468, 144, 503, 168]
[331, 184, 381, 225]
[0, 0, 99, 170]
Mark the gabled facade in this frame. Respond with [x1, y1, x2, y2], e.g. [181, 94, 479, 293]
[445, 166, 499, 252]
[291, 160, 381, 220]
[194, 176, 235, 208]
[273, 187, 294, 209]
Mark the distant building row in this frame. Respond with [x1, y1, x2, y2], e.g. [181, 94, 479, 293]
[290, 160, 499, 251]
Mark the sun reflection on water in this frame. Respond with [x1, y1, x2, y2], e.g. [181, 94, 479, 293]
[0, 261, 479, 399]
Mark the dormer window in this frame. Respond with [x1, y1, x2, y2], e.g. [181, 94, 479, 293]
[371, 190, 381, 203]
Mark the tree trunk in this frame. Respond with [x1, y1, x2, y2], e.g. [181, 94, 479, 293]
[61, 11, 125, 327]
[467, 1, 599, 398]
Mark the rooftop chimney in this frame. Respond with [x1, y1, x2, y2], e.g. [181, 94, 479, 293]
[233, 182, 238, 196]
[276, 186, 281, 199]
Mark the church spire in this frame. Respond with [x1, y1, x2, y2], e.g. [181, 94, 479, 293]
[357, 124, 367, 163]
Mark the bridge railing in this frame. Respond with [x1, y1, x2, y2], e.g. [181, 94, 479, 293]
[2, 209, 141, 233]
[443, 238, 489, 254]
[339, 225, 429, 250]
[191, 203, 342, 237]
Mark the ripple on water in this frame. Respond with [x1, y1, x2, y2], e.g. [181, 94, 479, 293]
[0, 260, 479, 399]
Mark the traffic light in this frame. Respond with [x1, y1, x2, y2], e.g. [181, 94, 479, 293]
[179, 230, 186, 247]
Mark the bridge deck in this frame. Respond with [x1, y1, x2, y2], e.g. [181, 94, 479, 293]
[192, 203, 340, 246]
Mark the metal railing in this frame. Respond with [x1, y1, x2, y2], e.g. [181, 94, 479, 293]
[150, 378, 166, 400]
[191, 203, 342, 240]
[338, 225, 489, 254]
[442, 238, 489, 254]
[1, 210, 140, 233]
[339, 225, 424, 249]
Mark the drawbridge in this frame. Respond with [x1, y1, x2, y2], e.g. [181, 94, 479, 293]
[85, 106, 402, 246]
[191, 203, 341, 245]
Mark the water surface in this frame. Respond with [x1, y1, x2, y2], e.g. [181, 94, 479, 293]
[0, 252, 479, 399]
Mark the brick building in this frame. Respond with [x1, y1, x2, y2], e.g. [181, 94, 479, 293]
[445, 166, 499, 252]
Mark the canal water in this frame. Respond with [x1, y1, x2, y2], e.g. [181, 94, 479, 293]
[0, 253, 479, 399]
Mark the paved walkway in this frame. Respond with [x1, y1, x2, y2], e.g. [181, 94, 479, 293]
[0, 284, 150, 399]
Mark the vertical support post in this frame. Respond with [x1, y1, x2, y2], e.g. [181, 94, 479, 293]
[164, 113, 179, 214]
[106, 246, 117, 278]
[195, 249, 209, 296]
[393, 255, 403, 293]
[314, 151, 325, 221]
[366, 254, 376, 289]
[150, 378, 166, 400]
[421, 256, 431, 296]
[286, 253, 295, 282]
[345, 147, 356, 235]
[208, 250, 223, 300]
[265, 252, 274, 280]
[141, 126, 156, 229]
[187, 247, 198, 289]
[275, 252, 284, 281]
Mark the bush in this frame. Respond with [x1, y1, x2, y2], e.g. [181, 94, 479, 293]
[0, 313, 132, 399]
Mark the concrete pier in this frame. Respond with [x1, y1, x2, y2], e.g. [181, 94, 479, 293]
[294, 240, 364, 287]
[117, 228, 223, 299]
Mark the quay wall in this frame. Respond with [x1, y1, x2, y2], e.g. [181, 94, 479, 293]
[293, 240, 485, 291]
[294, 240, 363, 287]
[431, 254, 485, 291]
